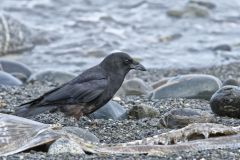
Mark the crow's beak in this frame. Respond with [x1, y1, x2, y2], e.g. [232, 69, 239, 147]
[130, 60, 147, 71]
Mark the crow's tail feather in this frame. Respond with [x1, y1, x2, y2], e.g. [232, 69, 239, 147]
[14, 103, 56, 117]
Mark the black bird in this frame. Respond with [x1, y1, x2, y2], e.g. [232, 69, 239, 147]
[15, 52, 146, 119]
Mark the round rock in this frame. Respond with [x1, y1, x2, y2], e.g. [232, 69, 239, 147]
[128, 104, 160, 119]
[89, 101, 127, 120]
[160, 108, 215, 128]
[210, 85, 240, 118]
[0, 71, 22, 86]
[48, 137, 85, 155]
[28, 70, 76, 84]
[0, 59, 32, 81]
[149, 74, 222, 100]
[116, 78, 152, 97]
[0, 13, 34, 56]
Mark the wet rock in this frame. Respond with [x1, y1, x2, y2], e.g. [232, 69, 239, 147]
[116, 78, 152, 97]
[222, 79, 239, 86]
[0, 13, 34, 56]
[167, 3, 209, 18]
[149, 74, 222, 100]
[0, 60, 32, 81]
[62, 127, 99, 143]
[160, 108, 215, 128]
[212, 44, 232, 52]
[89, 101, 127, 120]
[48, 137, 85, 155]
[0, 71, 22, 86]
[128, 104, 160, 119]
[210, 85, 240, 118]
[28, 70, 76, 84]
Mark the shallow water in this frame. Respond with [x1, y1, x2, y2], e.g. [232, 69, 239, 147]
[1, 0, 240, 72]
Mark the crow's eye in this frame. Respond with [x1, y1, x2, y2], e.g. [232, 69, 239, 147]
[124, 59, 132, 64]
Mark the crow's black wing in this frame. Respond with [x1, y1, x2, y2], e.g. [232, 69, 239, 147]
[25, 65, 108, 107]
[39, 78, 107, 105]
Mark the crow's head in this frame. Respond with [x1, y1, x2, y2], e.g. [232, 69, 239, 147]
[100, 51, 146, 75]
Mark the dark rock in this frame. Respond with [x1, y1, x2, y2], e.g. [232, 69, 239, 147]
[212, 44, 232, 52]
[62, 127, 99, 143]
[210, 85, 240, 118]
[116, 78, 152, 97]
[0, 60, 32, 81]
[128, 104, 160, 119]
[89, 101, 127, 120]
[149, 74, 222, 100]
[160, 108, 215, 128]
[0, 71, 22, 86]
[0, 14, 34, 55]
[222, 79, 239, 86]
[28, 70, 76, 84]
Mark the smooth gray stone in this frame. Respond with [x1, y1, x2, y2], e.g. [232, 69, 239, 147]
[0, 60, 32, 80]
[0, 71, 22, 86]
[149, 74, 222, 100]
[28, 70, 76, 84]
[116, 78, 152, 97]
[89, 101, 127, 120]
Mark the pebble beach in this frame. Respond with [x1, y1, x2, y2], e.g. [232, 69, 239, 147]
[1, 0, 240, 159]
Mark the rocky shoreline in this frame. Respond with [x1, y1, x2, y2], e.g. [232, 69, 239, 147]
[0, 61, 240, 159]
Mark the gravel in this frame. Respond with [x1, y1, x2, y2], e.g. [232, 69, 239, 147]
[2, 61, 240, 159]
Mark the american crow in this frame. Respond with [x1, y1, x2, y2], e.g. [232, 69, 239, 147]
[15, 52, 146, 119]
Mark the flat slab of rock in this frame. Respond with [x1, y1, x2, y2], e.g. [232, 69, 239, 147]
[0, 71, 22, 86]
[210, 85, 240, 118]
[160, 108, 215, 128]
[149, 74, 222, 100]
[89, 101, 127, 120]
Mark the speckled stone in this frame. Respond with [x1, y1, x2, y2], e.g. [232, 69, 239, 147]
[210, 85, 240, 118]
